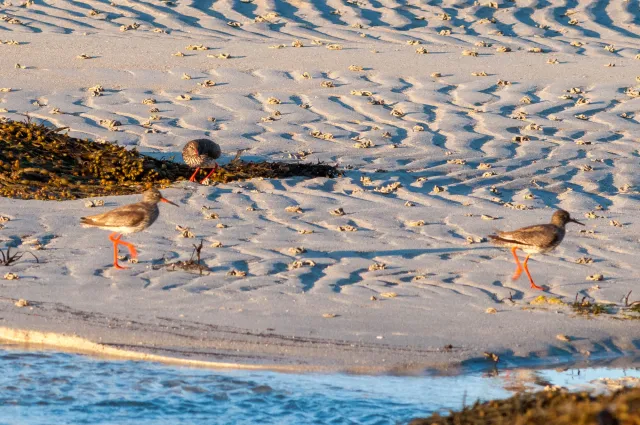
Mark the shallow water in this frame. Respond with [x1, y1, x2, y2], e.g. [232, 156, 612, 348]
[2, 348, 640, 425]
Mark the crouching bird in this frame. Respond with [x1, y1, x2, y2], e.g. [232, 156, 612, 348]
[182, 138, 222, 184]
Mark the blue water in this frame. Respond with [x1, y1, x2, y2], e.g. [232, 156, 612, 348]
[1, 347, 639, 425]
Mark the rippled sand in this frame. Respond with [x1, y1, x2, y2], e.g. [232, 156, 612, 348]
[0, 1, 639, 369]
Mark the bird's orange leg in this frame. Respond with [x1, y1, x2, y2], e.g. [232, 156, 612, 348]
[523, 255, 544, 291]
[109, 232, 137, 261]
[116, 239, 138, 260]
[200, 163, 219, 184]
[108, 233, 128, 270]
[188, 167, 201, 182]
[511, 247, 523, 281]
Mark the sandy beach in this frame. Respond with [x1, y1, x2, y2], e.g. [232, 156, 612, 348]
[0, 0, 639, 372]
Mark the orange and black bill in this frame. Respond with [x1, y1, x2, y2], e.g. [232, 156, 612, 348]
[161, 198, 179, 207]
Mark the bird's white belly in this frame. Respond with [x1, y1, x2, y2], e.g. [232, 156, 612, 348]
[82, 224, 142, 234]
[522, 243, 558, 255]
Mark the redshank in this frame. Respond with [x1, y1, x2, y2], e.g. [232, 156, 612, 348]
[488, 209, 583, 290]
[182, 139, 221, 184]
[80, 188, 178, 269]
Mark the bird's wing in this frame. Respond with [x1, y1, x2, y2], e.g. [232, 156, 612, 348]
[182, 141, 197, 157]
[81, 204, 147, 228]
[492, 224, 559, 247]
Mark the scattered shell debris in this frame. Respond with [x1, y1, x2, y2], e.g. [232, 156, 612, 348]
[289, 259, 316, 270]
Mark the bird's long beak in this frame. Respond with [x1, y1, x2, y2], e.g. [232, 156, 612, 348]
[161, 198, 179, 207]
[570, 218, 584, 226]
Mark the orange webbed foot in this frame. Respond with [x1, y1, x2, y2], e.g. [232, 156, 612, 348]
[113, 262, 129, 270]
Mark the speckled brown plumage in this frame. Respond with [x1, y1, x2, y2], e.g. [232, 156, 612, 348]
[488, 209, 583, 290]
[182, 139, 221, 183]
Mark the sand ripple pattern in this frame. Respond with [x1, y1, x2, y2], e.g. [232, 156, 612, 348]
[0, 0, 639, 364]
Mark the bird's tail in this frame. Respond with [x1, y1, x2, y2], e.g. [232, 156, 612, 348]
[488, 233, 524, 247]
[487, 234, 509, 245]
[80, 217, 95, 226]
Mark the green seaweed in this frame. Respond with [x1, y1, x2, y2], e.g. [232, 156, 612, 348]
[410, 387, 640, 425]
[570, 295, 611, 316]
[0, 118, 186, 200]
[0, 119, 339, 200]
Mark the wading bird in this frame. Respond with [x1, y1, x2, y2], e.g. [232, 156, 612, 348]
[81, 188, 178, 269]
[488, 209, 583, 290]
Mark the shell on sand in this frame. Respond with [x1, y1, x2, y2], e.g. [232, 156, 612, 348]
[6, 0, 640, 369]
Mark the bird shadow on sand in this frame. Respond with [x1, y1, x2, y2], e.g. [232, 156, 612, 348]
[322, 246, 498, 261]
[446, 343, 640, 377]
[292, 246, 502, 293]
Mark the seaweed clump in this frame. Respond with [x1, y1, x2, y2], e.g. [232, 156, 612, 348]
[571, 294, 611, 316]
[0, 246, 38, 266]
[0, 119, 190, 200]
[207, 158, 341, 183]
[0, 119, 340, 200]
[158, 240, 209, 275]
[410, 387, 640, 425]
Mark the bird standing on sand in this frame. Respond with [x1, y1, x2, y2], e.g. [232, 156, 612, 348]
[182, 139, 221, 184]
[488, 209, 583, 290]
[80, 188, 178, 269]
